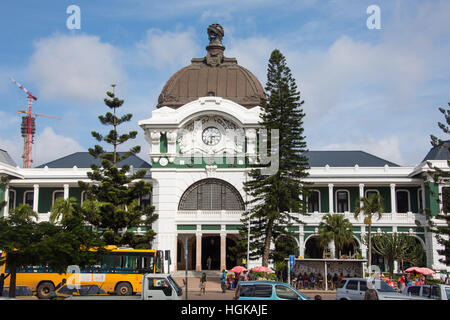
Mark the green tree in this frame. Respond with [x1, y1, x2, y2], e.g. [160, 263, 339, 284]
[79, 85, 158, 248]
[371, 233, 423, 278]
[9, 203, 38, 221]
[0, 208, 105, 297]
[425, 103, 450, 266]
[49, 197, 77, 223]
[241, 49, 310, 267]
[318, 214, 354, 259]
[354, 194, 384, 269]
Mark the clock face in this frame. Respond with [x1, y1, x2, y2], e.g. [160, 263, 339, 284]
[202, 126, 221, 146]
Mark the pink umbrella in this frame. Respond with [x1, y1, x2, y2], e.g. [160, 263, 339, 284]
[252, 266, 274, 273]
[416, 267, 435, 275]
[405, 267, 435, 275]
[229, 266, 247, 273]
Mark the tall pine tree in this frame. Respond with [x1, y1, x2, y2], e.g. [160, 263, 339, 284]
[241, 50, 310, 266]
[79, 85, 158, 248]
[426, 103, 450, 266]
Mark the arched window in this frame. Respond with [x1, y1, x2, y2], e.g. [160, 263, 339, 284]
[178, 178, 244, 210]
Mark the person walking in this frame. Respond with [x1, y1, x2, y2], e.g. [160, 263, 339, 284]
[397, 275, 406, 292]
[221, 270, 227, 293]
[199, 272, 207, 296]
[0, 273, 11, 297]
[206, 256, 212, 270]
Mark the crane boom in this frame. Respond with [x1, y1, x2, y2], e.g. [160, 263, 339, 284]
[17, 110, 61, 120]
[10, 77, 37, 100]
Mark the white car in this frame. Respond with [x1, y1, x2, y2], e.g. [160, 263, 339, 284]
[336, 278, 428, 300]
[402, 284, 450, 300]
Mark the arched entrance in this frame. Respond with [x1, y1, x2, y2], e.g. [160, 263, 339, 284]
[177, 178, 245, 271]
[273, 235, 299, 262]
[339, 237, 361, 259]
[304, 236, 323, 259]
[176, 235, 197, 271]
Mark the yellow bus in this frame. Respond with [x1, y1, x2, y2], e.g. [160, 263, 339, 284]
[0, 246, 164, 299]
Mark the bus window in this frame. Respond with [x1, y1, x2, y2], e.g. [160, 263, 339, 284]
[101, 254, 121, 272]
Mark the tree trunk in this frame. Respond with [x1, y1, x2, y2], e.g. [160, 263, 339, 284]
[262, 218, 274, 267]
[8, 264, 16, 298]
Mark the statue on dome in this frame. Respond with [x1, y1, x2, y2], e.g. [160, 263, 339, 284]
[207, 24, 224, 44]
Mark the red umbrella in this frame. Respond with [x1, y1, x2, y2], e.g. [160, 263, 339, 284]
[252, 266, 274, 273]
[405, 267, 435, 275]
[229, 266, 247, 273]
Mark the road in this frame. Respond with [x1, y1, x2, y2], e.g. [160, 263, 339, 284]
[172, 276, 337, 300]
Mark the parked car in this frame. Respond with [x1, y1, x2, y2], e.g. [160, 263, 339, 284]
[234, 281, 311, 300]
[402, 284, 450, 300]
[336, 278, 428, 300]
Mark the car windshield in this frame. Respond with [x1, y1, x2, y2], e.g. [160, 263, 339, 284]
[368, 280, 396, 293]
[167, 275, 182, 296]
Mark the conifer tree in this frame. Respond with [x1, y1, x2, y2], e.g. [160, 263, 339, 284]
[426, 103, 450, 266]
[79, 85, 158, 248]
[241, 50, 310, 267]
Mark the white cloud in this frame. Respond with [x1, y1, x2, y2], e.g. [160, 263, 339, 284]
[318, 136, 404, 166]
[33, 127, 85, 167]
[137, 28, 201, 71]
[28, 34, 126, 102]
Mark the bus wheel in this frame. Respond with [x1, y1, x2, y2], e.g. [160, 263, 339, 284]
[37, 282, 55, 299]
[116, 282, 132, 296]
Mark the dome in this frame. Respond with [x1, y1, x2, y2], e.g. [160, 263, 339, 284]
[157, 24, 265, 109]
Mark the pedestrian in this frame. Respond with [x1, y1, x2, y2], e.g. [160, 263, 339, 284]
[199, 272, 207, 296]
[327, 273, 332, 290]
[332, 273, 339, 290]
[303, 272, 309, 289]
[0, 273, 11, 297]
[221, 269, 227, 293]
[243, 270, 248, 281]
[248, 271, 255, 281]
[233, 272, 239, 288]
[404, 274, 410, 287]
[207, 256, 212, 270]
[309, 273, 316, 289]
[397, 275, 405, 292]
[445, 274, 450, 285]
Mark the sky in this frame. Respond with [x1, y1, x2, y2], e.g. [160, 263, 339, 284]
[0, 0, 449, 167]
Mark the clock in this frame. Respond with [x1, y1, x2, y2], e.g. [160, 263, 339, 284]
[202, 126, 221, 146]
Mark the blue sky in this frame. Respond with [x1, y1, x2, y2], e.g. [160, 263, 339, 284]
[0, 0, 449, 167]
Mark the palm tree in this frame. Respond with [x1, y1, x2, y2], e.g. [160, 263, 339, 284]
[49, 197, 77, 223]
[9, 204, 39, 221]
[354, 194, 384, 270]
[318, 213, 354, 259]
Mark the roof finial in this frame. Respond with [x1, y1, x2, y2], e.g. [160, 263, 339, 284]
[206, 24, 225, 66]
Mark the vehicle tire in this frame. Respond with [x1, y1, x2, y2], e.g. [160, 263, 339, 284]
[115, 282, 133, 296]
[37, 282, 55, 299]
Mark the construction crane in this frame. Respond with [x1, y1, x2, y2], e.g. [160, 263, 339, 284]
[10, 77, 59, 168]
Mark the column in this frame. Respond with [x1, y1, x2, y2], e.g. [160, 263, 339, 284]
[33, 184, 39, 213]
[220, 233, 226, 271]
[63, 184, 69, 200]
[196, 233, 202, 271]
[390, 184, 396, 214]
[361, 226, 367, 259]
[328, 184, 334, 214]
[173, 235, 178, 272]
[299, 225, 305, 258]
[3, 183, 9, 218]
[421, 183, 426, 212]
[359, 183, 364, 202]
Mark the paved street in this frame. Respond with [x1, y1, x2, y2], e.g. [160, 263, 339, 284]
[172, 276, 337, 300]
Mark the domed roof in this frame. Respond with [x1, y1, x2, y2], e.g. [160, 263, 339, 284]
[157, 24, 265, 109]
